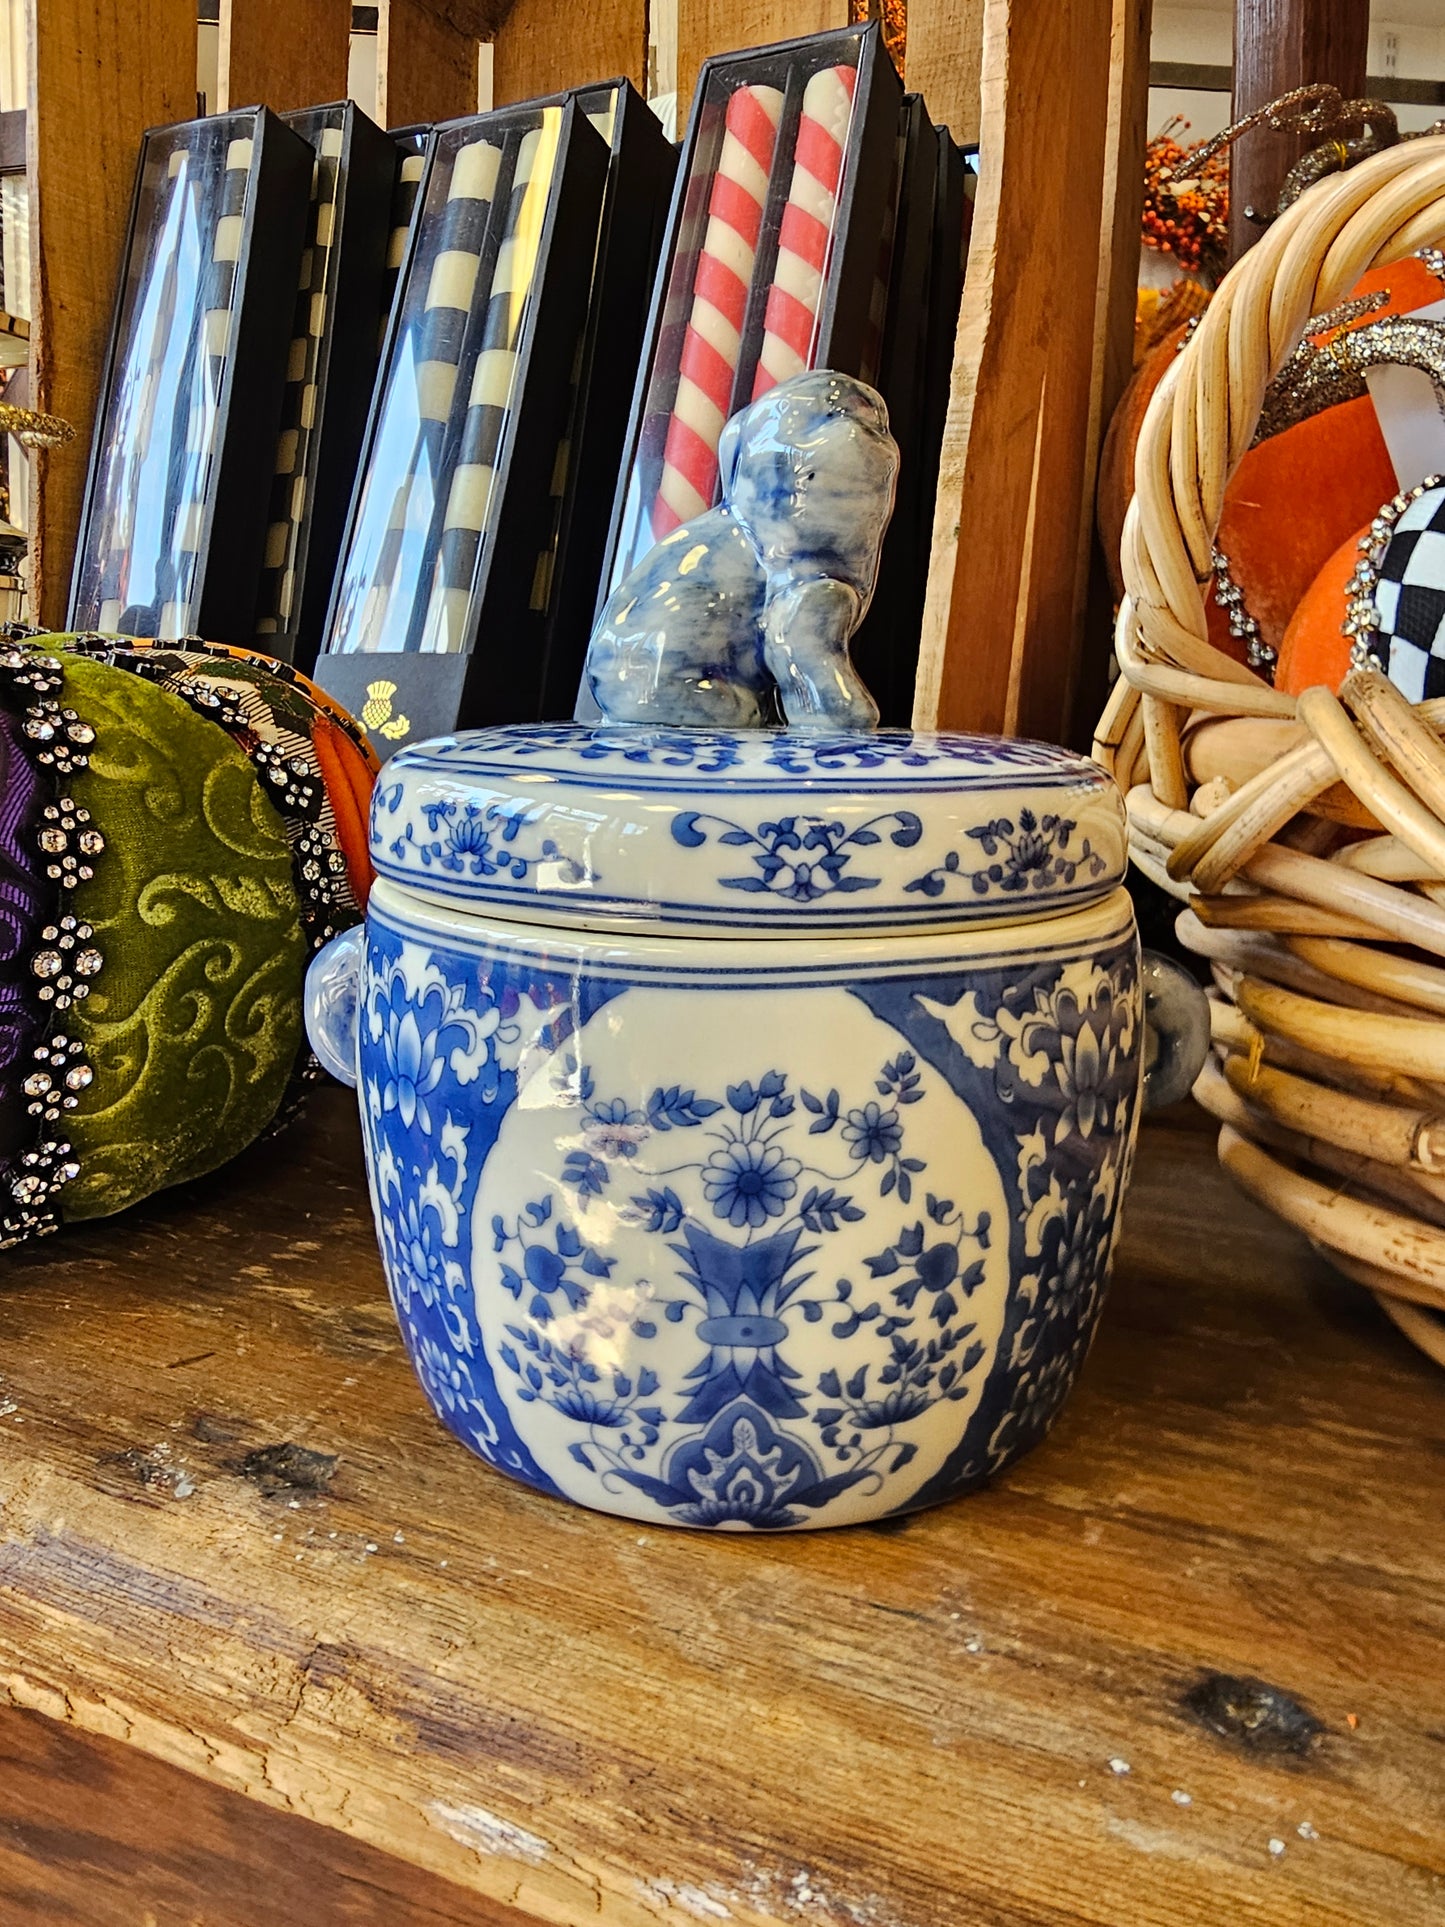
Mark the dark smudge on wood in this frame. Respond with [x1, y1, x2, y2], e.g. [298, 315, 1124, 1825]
[236, 1442, 338, 1496]
[193, 1412, 243, 1444]
[1181, 1672, 1325, 1757]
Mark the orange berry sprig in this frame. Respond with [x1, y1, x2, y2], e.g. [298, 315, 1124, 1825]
[1142, 119, 1230, 282]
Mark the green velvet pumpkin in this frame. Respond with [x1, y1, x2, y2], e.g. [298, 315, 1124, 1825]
[54, 654, 307, 1217]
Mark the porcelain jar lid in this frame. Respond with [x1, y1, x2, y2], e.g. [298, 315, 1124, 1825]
[370, 724, 1127, 937]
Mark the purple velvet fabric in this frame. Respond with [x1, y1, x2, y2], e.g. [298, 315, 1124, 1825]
[0, 704, 47, 1166]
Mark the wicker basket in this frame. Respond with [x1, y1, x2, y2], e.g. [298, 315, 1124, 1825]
[1093, 134, 1445, 1369]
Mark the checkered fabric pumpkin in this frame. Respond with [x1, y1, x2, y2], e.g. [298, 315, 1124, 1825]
[1359, 479, 1445, 701]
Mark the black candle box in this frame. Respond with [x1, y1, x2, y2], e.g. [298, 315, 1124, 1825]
[593, 22, 904, 616]
[315, 97, 609, 757]
[252, 99, 398, 668]
[69, 107, 312, 642]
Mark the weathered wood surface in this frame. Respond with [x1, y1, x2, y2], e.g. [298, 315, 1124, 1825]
[913, 0, 1115, 744]
[26, 0, 196, 628]
[491, 0, 646, 107]
[675, 0, 848, 133]
[0, 1700, 532, 1925]
[378, 0, 491, 128]
[0, 1090, 1442, 1926]
[216, 0, 352, 113]
[1068, 0, 1154, 748]
[904, 0, 985, 145]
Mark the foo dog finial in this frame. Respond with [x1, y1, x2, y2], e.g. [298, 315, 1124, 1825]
[583, 370, 898, 731]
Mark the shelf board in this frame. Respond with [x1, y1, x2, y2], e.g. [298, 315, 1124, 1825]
[0, 1090, 1440, 1924]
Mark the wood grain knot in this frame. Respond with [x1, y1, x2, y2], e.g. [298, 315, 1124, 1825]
[1182, 1673, 1324, 1757]
[235, 1442, 338, 1496]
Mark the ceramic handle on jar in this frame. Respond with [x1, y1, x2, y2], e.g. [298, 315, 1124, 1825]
[305, 925, 365, 1088]
[1140, 950, 1210, 1112]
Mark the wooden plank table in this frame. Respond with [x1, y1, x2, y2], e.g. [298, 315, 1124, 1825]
[0, 1089, 1441, 1926]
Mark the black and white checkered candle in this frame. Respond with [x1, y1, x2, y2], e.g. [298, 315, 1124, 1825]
[253, 103, 395, 665]
[416, 113, 561, 653]
[1354, 479, 1445, 701]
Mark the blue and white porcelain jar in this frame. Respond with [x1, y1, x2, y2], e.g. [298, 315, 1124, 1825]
[307, 724, 1204, 1530]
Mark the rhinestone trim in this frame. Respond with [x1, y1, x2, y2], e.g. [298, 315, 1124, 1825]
[1343, 475, 1445, 673]
[0, 647, 105, 1247]
[1209, 549, 1278, 681]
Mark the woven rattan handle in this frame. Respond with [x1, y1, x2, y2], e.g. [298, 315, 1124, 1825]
[1096, 139, 1445, 1366]
[1095, 134, 1445, 796]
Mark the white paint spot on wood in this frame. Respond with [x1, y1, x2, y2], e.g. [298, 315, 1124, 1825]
[1297, 1820, 1318, 1841]
[1108, 1757, 1131, 1775]
[1170, 1790, 1192, 1807]
[1104, 1816, 1202, 1862]
[638, 1876, 733, 1918]
[1268, 1837, 1286, 1858]
[431, 1801, 549, 1865]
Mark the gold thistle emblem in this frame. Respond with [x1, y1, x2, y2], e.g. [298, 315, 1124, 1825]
[361, 679, 410, 741]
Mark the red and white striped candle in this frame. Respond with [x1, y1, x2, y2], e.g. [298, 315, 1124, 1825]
[752, 63, 857, 400]
[652, 81, 783, 537]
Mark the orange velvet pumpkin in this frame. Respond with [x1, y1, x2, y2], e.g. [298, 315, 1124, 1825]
[1273, 522, 1364, 694]
[1338, 254, 1445, 324]
[1097, 255, 1445, 666]
[1205, 396, 1397, 666]
[1097, 325, 1189, 602]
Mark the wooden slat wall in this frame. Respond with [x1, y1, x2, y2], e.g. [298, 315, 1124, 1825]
[675, 0, 847, 125]
[905, 0, 984, 143]
[913, 0, 1127, 743]
[378, 0, 484, 125]
[23, 0, 1148, 745]
[216, 0, 351, 113]
[1068, 0, 1153, 744]
[492, 0, 647, 103]
[27, 0, 197, 628]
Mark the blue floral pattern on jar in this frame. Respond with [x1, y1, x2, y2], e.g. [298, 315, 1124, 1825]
[357, 903, 1142, 1528]
[367, 726, 1126, 936]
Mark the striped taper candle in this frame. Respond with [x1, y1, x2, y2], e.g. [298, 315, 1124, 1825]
[256, 118, 344, 638]
[651, 82, 782, 538]
[417, 112, 560, 653]
[353, 135, 502, 652]
[751, 64, 857, 398]
[162, 129, 254, 637]
[382, 145, 427, 348]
